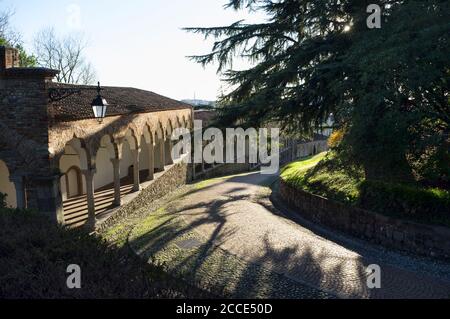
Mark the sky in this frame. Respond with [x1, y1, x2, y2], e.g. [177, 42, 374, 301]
[1, 0, 267, 101]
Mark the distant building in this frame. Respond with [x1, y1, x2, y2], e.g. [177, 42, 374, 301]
[182, 99, 216, 108]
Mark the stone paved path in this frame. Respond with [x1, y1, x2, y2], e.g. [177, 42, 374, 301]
[173, 172, 450, 299]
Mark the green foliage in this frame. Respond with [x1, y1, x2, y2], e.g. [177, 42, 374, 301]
[0, 38, 37, 67]
[187, 0, 450, 184]
[1, 9, 37, 67]
[0, 209, 205, 298]
[280, 152, 328, 185]
[16, 43, 37, 67]
[281, 153, 450, 227]
[342, 0, 450, 184]
[193, 104, 216, 110]
[408, 118, 450, 187]
[282, 152, 363, 203]
[359, 181, 450, 226]
[186, 0, 361, 131]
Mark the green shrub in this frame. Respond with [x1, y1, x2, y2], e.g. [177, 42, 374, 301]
[358, 181, 450, 226]
[281, 152, 364, 204]
[0, 208, 207, 299]
[280, 152, 328, 188]
[281, 152, 450, 227]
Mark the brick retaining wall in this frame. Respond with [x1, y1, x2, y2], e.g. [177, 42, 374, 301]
[279, 180, 450, 260]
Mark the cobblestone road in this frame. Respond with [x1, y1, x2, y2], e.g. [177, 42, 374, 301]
[174, 172, 450, 299]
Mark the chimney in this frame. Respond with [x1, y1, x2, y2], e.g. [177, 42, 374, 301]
[0, 46, 20, 72]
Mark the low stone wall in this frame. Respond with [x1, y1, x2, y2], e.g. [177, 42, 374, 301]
[195, 140, 329, 181]
[279, 180, 450, 260]
[295, 140, 329, 158]
[97, 160, 190, 232]
[194, 163, 253, 180]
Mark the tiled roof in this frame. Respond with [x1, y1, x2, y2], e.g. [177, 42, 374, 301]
[48, 83, 192, 122]
[5, 67, 59, 77]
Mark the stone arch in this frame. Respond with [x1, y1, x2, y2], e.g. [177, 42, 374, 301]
[182, 115, 191, 129]
[142, 124, 154, 145]
[119, 128, 140, 187]
[100, 134, 118, 159]
[124, 128, 139, 150]
[155, 121, 165, 141]
[138, 124, 153, 178]
[85, 129, 116, 159]
[62, 166, 83, 199]
[164, 119, 174, 166]
[59, 138, 90, 201]
[175, 116, 183, 130]
[59, 137, 90, 172]
[49, 126, 90, 167]
[0, 159, 17, 208]
[186, 114, 194, 129]
[165, 118, 174, 137]
[139, 135, 150, 180]
[93, 135, 116, 190]
[141, 124, 155, 180]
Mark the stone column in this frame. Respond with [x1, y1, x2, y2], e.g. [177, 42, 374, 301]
[154, 140, 165, 172]
[164, 139, 174, 165]
[131, 149, 140, 192]
[147, 142, 154, 181]
[161, 140, 166, 169]
[10, 175, 26, 209]
[110, 158, 121, 206]
[81, 169, 96, 231]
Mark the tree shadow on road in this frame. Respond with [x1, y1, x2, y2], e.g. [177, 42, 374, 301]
[126, 171, 450, 299]
[127, 183, 373, 298]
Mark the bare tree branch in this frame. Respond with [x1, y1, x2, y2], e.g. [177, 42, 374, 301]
[0, 9, 22, 46]
[33, 27, 96, 85]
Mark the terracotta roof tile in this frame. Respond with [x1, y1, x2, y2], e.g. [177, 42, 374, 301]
[48, 83, 192, 122]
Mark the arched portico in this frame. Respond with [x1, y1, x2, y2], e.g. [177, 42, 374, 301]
[94, 135, 116, 190]
[59, 138, 94, 228]
[95, 135, 123, 207]
[59, 139, 89, 201]
[46, 111, 192, 229]
[63, 166, 83, 199]
[120, 129, 140, 192]
[1, 49, 194, 229]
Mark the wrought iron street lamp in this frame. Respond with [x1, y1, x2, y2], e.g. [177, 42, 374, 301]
[49, 81, 108, 123]
[91, 82, 108, 123]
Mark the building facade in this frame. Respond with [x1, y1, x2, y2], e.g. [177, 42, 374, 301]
[0, 46, 193, 229]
